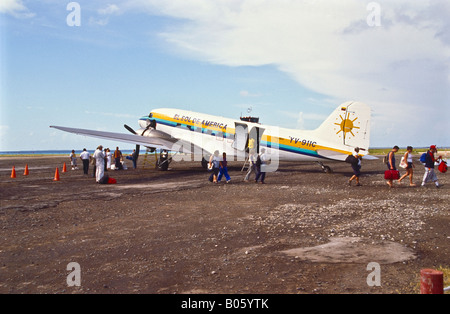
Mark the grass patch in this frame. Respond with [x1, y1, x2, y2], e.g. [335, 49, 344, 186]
[369, 148, 450, 156]
[438, 266, 450, 294]
[369, 148, 419, 155]
[411, 266, 450, 294]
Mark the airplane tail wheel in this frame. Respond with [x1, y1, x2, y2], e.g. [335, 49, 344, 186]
[317, 162, 332, 174]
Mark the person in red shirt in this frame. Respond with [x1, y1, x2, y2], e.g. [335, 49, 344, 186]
[421, 145, 442, 188]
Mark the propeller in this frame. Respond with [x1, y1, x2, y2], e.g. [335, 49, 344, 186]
[124, 124, 137, 135]
[124, 124, 141, 163]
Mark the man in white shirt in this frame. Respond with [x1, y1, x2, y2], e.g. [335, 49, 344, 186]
[93, 145, 105, 183]
[79, 148, 90, 175]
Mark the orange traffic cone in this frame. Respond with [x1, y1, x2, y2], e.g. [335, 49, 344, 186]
[11, 166, 16, 178]
[53, 167, 60, 181]
[24, 164, 29, 176]
[62, 162, 67, 173]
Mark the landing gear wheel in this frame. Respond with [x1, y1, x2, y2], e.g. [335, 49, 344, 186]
[201, 157, 208, 169]
[317, 162, 333, 174]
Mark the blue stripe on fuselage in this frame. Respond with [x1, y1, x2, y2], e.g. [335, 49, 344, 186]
[146, 117, 324, 159]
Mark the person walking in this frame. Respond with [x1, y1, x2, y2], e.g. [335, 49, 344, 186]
[79, 148, 90, 175]
[255, 148, 267, 184]
[69, 150, 78, 170]
[244, 149, 258, 182]
[209, 150, 221, 183]
[398, 146, 416, 186]
[131, 149, 138, 169]
[93, 145, 105, 183]
[348, 147, 362, 186]
[386, 146, 399, 188]
[218, 152, 231, 183]
[421, 145, 442, 188]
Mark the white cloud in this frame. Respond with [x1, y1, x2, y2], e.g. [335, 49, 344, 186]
[240, 90, 261, 97]
[89, 17, 109, 26]
[278, 110, 327, 130]
[128, 0, 449, 145]
[0, 0, 34, 18]
[90, 4, 122, 26]
[98, 4, 120, 16]
[297, 112, 305, 130]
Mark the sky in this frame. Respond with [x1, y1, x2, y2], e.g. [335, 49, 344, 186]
[1, 0, 449, 151]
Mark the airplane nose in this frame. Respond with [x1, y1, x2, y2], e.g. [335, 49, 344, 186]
[139, 117, 150, 129]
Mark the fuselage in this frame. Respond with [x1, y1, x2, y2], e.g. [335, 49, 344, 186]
[137, 108, 354, 163]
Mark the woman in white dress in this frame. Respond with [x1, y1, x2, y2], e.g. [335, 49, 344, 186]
[106, 148, 112, 169]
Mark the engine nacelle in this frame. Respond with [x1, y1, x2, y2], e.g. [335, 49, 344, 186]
[139, 117, 156, 129]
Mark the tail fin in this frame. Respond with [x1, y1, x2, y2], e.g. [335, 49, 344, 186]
[316, 101, 371, 154]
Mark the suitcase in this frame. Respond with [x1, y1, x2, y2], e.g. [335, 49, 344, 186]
[384, 170, 400, 180]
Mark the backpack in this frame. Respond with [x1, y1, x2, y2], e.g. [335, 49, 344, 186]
[98, 175, 109, 184]
[438, 161, 448, 173]
[99, 175, 117, 184]
[419, 153, 427, 164]
[383, 153, 390, 165]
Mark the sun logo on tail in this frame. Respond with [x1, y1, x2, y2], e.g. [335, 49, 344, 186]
[334, 114, 360, 138]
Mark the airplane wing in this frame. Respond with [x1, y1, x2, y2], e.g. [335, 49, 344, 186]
[316, 149, 378, 161]
[361, 154, 378, 160]
[316, 149, 348, 161]
[50, 126, 174, 150]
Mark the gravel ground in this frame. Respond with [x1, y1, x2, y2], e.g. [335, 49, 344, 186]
[0, 155, 448, 294]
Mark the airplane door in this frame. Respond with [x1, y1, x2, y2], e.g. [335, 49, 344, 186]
[232, 123, 248, 151]
[249, 126, 265, 153]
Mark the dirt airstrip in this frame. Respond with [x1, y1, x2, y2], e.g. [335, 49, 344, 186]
[0, 155, 448, 294]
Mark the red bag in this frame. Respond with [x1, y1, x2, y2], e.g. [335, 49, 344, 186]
[385, 170, 399, 180]
[438, 161, 447, 173]
[107, 177, 117, 184]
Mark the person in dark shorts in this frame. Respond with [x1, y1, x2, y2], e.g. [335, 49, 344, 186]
[386, 146, 399, 188]
[348, 147, 362, 186]
[398, 146, 416, 186]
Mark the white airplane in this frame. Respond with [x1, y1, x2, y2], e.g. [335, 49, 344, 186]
[50, 101, 373, 172]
